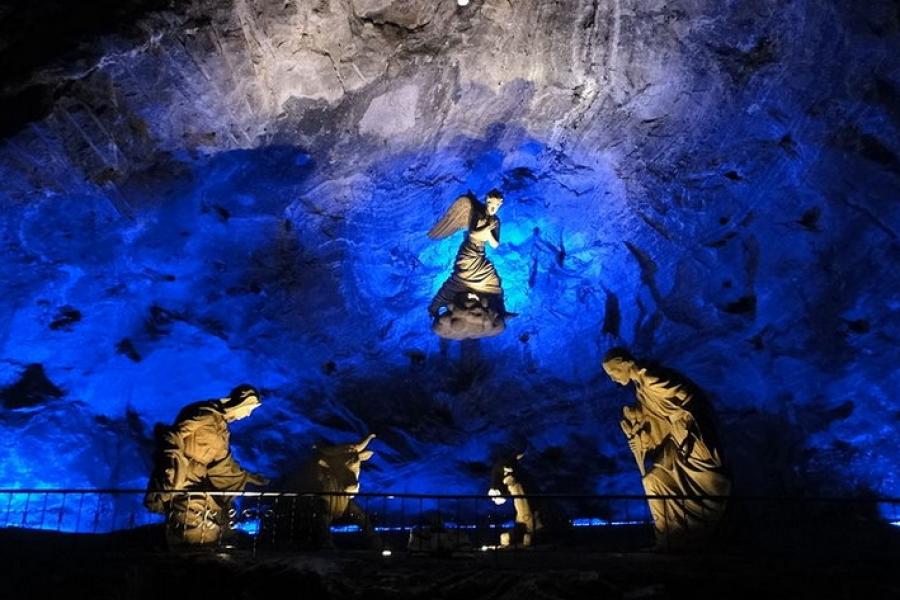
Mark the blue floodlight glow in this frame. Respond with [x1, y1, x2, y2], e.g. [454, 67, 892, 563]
[1, 11, 899, 539]
[372, 525, 413, 533]
[233, 519, 260, 535]
[570, 517, 649, 527]
[1, 492, 165, 533]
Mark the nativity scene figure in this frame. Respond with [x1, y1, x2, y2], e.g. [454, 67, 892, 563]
[144, 384, 269, 546]
[428, 189, 510, 340]
[602, 349, 731, 548]
[487, 452, 543, 548]
[260, 433, 378, 550]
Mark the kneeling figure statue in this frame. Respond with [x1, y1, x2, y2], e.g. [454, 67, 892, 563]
[144, 385, 269, 546]
[602, 349, 731, 548]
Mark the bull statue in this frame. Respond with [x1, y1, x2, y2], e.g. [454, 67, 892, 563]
[261, 433, 377, 550]
[487, 452, 543, 548]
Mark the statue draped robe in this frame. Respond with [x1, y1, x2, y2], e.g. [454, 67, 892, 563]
[626, 368, 731, 544]
[145, 401, 254, 544]
[430, 214, 502, 313]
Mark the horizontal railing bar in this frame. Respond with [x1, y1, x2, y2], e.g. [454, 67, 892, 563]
[0, 489, 897, 503]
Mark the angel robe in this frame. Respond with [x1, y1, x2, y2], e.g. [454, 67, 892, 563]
[429, 203, 503, 314]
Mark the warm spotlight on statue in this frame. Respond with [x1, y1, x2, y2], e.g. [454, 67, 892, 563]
[144, 385, 269, 547]
[602, 349, 731, 549]
[487, 452, 542, 548]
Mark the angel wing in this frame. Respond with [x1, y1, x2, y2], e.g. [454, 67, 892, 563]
[427, 194, 481, 240]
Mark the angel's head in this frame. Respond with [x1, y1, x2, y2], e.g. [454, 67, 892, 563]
[485, 189, 504, 216]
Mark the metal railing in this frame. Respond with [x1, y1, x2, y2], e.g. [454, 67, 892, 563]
[1, 489, 898, 556]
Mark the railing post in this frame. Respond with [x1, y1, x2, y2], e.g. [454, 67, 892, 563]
[4, 492, 13, 528]
[270, 494, 280, 549]
[38, 492, 49, 530]
[893, 501, 899, 553]
[91, 494, 101, 534]
[201, 492, 209, 546]
[253, 492, 263, 557]
[110, 492, 120, 534]
[379, 493, 385, 546]
[400, 495, 406, 544]
[21, 492, 31, 528]
[662, 495, 669, 552]
[74, 493, 85, 533]
[57, 492, 67, 532]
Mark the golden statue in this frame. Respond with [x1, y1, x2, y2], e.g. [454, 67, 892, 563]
[144, 385, 269, 545]
[428, 189, 508, 339]
[602, 349, 731, 548]
[488, 452, 542, 547]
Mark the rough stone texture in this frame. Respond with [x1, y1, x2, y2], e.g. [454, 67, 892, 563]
[0, 0, 898, 524]
[359, 84, 419, 138]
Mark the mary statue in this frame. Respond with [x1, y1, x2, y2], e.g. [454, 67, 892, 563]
[427, 189, 509, 339]
[602, 348, 731, 548]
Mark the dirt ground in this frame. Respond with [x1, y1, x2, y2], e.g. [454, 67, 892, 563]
[0, 526, 898, 600]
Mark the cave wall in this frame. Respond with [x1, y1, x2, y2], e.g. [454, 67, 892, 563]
[0, 0, 898, 518]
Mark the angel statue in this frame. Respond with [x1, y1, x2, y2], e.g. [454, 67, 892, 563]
[427, 189, 509, 340]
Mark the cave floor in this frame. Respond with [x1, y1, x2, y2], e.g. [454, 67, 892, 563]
[1, 528, 898, 599]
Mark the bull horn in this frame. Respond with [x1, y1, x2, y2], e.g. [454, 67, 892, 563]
[355, 433, 376, 451]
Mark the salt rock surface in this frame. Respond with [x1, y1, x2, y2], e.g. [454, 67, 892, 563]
[0, 0, 897, 524]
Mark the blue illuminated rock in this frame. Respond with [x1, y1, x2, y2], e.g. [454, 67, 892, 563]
[0, 0, 897, 528]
